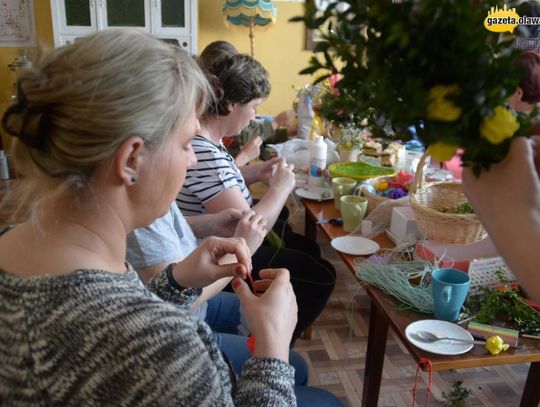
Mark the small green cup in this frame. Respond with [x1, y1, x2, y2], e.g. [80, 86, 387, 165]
[340, 195, 368, 232]
[332, 177, 357, 210]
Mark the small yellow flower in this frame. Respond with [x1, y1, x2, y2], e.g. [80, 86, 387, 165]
[427, 142, 459, 162]
[427, 84, 463, 122]
[485, 335, 510, 355]
[480, 106, 520, 145]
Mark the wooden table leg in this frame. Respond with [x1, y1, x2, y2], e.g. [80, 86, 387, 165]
[362, 299, 389, 407]
[520, 361, 540, 407]
[304, 207, 317, 242]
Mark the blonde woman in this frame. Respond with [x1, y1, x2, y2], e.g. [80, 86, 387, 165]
[0, 29, 300, 405]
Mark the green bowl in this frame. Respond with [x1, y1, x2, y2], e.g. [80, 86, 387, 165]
[329, 161, 395, 181]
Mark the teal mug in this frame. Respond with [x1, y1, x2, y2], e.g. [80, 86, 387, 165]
[431, 268, 470, 322]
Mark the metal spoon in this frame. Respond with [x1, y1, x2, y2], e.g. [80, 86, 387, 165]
[415, 330, 485, 345]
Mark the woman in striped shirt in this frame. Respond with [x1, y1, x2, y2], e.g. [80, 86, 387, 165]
[178, 52, 336, 342]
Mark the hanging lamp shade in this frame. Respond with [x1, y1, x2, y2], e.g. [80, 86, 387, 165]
[223, 0, 277, 57]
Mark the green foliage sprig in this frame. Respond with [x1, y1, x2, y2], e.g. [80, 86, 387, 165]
[291, 0, 532, 174]
[465, 267, 540, 334]
[442, 380, 473, 407]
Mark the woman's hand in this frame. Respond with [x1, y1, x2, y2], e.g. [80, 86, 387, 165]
[172, 236, 252, 288]
[209, 208, 244, 237]
[268, 158, 295, 193]
[232, 268, 297, 362]
[253, 157, 280, 184]
[235, 136, 263, 167]
[234, 210, 267, 255]
[186, 208, 243, 238]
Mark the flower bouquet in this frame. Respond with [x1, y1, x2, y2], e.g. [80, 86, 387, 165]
[292, 0, 532, 175]
[330, 121, 368, 161]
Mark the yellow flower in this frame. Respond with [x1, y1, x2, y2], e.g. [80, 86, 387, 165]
[485, 335, 510, 355]
[427, 85, 462, 122]
[427, 142, 459, 162]
[480, 106, 520, 145]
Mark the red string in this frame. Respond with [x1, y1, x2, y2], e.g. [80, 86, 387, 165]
[245, 273, 256, 353]
[412, 358, 433, 407]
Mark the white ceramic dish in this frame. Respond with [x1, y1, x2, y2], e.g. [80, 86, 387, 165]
[405, 319, 474, 355]
[330, 236, 380, 256]
[295, 186, 333, 201]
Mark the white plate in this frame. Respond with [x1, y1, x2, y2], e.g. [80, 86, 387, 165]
[330, 236, 380, 256]
[405, 319, 474, 355]
[295, 187, 334, 201]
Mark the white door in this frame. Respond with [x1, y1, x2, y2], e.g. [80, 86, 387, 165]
[51, 0, 98, 38]
[97, 0, 151, 31]
[151, 0, 190, 36]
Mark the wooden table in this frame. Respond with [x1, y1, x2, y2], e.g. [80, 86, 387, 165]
[302, 198, 540, 407]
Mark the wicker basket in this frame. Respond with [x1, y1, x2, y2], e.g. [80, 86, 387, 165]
[410, 154, 487, 244]
[362, 176, 395, 215]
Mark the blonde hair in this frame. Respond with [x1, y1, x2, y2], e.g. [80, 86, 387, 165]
[1, 29, 211, 222]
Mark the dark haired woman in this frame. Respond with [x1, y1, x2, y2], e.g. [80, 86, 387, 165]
[177, 52, 337, 343]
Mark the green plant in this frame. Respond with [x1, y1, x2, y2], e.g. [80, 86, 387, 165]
[455, 202, 474, 214]
[465, 267, 540, 334]
[442, 380, 472, 407]
[291, 0, 532, 175]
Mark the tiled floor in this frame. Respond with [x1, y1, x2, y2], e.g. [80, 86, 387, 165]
[287, 202, 530, 407]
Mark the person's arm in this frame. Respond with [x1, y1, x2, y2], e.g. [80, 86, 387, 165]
[462, 137, 540, 302]
[235, 136, 262, 167]
[240, 157, 279, 185]
[205, 159, 295, 230]
[105, 287, 295, 406]
[185, 208, 243, 239]
[188, 210, 267, 309]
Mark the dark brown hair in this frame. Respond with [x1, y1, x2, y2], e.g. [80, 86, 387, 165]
[198, 41, 238, 71]
[198, 53, 270, 117]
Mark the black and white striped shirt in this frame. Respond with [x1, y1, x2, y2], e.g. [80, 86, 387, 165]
[178, 136, 253, 215]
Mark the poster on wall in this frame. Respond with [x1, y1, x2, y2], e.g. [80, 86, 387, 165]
[0, 0, 36, 47]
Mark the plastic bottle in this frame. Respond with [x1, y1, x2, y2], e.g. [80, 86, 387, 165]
[308, 135, 327, 187]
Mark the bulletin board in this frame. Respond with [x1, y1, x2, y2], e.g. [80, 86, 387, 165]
[0, 0, 36, 47]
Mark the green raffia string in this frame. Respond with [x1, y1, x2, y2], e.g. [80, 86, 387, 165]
[353, 247, 436, 314]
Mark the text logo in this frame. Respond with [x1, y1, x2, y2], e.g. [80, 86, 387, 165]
[484, 5, 520, 33]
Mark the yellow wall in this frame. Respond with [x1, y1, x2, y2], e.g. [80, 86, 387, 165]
[199, 0, 314, 115]
[0, 0, 313, 137]
[0, 1, 53, 148]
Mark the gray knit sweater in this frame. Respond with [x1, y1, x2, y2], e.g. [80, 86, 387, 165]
[0, 265, 295, 406]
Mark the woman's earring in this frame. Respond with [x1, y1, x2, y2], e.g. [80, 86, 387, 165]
[131, 176, 137, 183]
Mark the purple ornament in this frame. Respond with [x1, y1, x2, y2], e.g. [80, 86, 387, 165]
[387, 188, 407, 199]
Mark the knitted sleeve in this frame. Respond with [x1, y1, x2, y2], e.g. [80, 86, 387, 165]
[146, 263, 201, 310]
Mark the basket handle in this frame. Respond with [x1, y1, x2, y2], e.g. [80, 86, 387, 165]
[411, 152, 430, 193]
